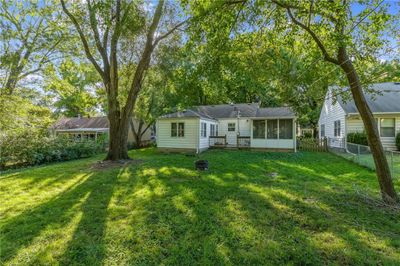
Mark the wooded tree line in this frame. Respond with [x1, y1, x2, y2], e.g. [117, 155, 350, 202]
[1, 0, 399, 203]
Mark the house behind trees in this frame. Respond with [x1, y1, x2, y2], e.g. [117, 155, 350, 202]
[51, 116, 153, 148]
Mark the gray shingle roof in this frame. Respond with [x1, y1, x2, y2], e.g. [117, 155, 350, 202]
[159, 104, 295, 119]
[338, 82, 400, 114]
[255, 107, 295, 118]
[52, 117, 109, 130]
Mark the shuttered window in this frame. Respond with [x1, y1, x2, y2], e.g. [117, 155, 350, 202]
[334, 120, 341, 137]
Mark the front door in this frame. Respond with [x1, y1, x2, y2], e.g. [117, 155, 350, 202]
[226, 122, 237, 145]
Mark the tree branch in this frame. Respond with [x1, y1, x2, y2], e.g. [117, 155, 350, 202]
[60, 0, 105, 77]
[286, 8, 340, 65]
[153, 19, 187, 46]
[87, 0, 110, 71]
[123, 0, 165, 117]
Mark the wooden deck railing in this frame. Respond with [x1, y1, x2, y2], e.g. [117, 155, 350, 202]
[209, 135, 227, 147]
[237, 136, 251, 148]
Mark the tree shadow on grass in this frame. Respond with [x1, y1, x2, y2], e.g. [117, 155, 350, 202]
[114, 151, 400, 265]
[0, 166, 123, 265]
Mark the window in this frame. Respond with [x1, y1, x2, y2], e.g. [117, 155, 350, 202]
[380, 118, 395, 137]
[334, 120, 341, 137]
[267, 119, 278, 139]
[171, 123, 177, 137]
[210, 124, 216, 136]
[228, 123, 235, 132]
[171, 122, 184, 137]
[279, 119, 293, 139]
[253, 120, 265, 139]
[201, 122, 207, 138]
[320, 124, 325, 138]
[178, 123, 184, 137]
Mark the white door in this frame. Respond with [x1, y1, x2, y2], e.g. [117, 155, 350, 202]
[226, 122, 237, 145]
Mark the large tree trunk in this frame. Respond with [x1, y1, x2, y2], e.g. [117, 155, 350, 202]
[106, 113, 130, 160]
[338, 48, 398, 203]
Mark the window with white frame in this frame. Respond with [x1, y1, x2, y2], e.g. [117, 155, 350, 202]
[210, 124, 216, 136]
[334, 120, 341, 137]
[279, 119, 293, 139]
[178, 122, 184, 137]
[380, 118, 395, 137]
[201, 122, 207, 138]
[171, 122, 184, 137]
[320, 124, 325, 138]
[228, 123, 235, 132]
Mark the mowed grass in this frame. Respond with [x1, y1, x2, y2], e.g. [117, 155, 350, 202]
[1, 148, 399, 265]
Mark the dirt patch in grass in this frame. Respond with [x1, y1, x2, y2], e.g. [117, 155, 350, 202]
[90, 159, 144, 171]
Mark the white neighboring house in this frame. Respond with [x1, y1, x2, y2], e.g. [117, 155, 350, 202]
[156, 103, 297, 153]
[318, 82, 400, 151]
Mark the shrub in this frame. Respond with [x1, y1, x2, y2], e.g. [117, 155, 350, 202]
[347, 132, 368, 146]
[0, 131, 104, 170]
[396, 132, 400, 151]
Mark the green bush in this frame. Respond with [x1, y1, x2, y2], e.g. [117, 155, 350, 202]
[396, 133, 400, 151]
[347, 132, 368, 146]
[0, 131, 104, 170]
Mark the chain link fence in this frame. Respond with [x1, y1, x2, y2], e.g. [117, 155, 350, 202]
[327, 138, 400, 179]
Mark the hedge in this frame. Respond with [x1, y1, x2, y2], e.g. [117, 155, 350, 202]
[0, 131, 105, 170]
[347, 132, 368, 146]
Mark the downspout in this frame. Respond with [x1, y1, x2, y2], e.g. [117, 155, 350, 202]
[196, 118, 200, 154]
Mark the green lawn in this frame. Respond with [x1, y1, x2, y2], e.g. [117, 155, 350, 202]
[335, 151, 400, 179]
[1, 148, 399, 265]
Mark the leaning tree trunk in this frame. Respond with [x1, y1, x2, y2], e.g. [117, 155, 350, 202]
[338, 48, 398, 203]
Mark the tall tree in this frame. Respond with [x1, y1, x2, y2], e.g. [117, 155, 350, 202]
[185, 0, 399, 203]
[269, 0, 399, 203]
[0, 0, 66, 95]
[60, 0, 185, 160]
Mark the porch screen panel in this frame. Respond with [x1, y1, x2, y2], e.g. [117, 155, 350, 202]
[279, 119, 293, 139]
[267, 120, 278, 139]
[253, 120, 265, 139]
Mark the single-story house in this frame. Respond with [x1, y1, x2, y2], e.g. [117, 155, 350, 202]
[50, 116, 152, 147]
[318, 82, 400, 150]
[156, 103, 297, 153]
